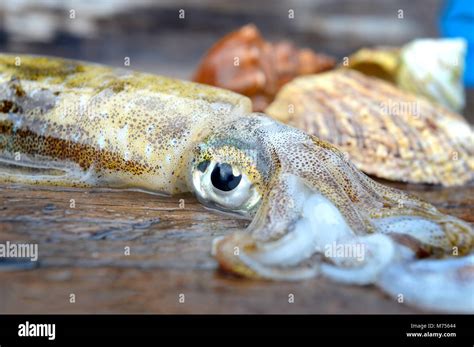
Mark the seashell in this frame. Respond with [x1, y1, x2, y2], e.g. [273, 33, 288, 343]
[346, 38, 467, 112]
[397, 38, 466, 112]
[193, 24, 336, 111]
[344, 46, 400, 82]
[265, 69, 474, 186]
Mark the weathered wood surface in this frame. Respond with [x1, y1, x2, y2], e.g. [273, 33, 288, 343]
[0, 178, 472, 314]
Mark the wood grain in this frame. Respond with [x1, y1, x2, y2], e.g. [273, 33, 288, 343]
[0, 180, 472, 313]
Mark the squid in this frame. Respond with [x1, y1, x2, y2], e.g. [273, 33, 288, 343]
[1, 54, 473, 312]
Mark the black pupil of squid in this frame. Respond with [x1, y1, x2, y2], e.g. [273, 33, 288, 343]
[210, 163, 242, 192]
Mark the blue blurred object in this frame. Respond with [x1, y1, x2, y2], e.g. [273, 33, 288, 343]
[441, 0, 474, 86]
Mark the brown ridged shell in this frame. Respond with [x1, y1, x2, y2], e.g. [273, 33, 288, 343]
[265, 69, 474, 186]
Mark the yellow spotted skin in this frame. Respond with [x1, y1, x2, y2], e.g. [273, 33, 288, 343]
[0, 54, 251, 193]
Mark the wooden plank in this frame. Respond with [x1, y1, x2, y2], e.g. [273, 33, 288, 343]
[0, 180, 472, 313]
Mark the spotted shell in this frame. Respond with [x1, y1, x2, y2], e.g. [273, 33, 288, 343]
[265, 69, 474, 186]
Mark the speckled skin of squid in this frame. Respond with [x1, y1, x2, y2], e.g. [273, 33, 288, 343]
[1, 54, 473, 313]
[0, 54, 251, 193]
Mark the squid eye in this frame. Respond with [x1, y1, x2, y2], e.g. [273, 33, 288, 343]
[191, 158, 261, 215]
[211, 163, 242, 191]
